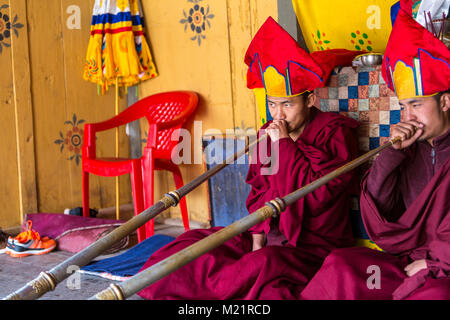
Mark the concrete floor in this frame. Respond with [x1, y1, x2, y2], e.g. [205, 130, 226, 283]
[0, 222, 186, 300]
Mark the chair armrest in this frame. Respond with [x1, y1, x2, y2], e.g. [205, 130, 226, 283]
[82, 124, 97, 158]
[83, 111, 143, 150]
[87, 115, 129, 134]
[83, 123, 95, 144]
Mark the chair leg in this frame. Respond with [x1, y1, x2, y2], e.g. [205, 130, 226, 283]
[82, 171, 90, 218]
[131, 164, 146, 243]
[143, 159, 155, 238]
[172, 169, 190, 231]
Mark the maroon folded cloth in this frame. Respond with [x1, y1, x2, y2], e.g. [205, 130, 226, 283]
[23, 213, 126, 239]
[23, 213, 128, 253]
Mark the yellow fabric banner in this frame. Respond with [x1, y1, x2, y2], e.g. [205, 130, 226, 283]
[292, 0, 398, 53]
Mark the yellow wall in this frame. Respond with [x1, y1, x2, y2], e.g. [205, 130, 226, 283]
[28, 0, 131, 217]
[0, 0, 277, 229]
[0, 0, 21, 228]
[138, 0, 277, 224]
[0, 0, 131, 229]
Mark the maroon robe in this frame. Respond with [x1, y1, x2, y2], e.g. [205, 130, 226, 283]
[301, 131, 450, 300]
[137, 108, 359, 300]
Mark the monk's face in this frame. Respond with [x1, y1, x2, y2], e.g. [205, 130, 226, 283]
[267, 93, 316, 136]
[399, 93, 450, 144]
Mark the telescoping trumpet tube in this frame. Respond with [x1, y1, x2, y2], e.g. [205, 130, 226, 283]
[2, 134, 267, 300]
[90, 136, 402, 300]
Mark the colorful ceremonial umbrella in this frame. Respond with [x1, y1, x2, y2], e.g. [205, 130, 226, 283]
[83, 0, 158, 92]
[83, 0, 158, 219]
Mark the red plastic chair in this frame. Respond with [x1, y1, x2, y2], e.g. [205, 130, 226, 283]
[82, 91, 198, 242]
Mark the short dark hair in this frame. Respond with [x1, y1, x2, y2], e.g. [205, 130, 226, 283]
[300, 90, 312, 102]
[433, 89, 450, 103]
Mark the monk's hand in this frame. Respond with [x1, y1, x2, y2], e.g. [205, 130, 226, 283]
[266, 120, 289, 142]
[251, 233, 266, 251]
[404, 259, 428, 277]
[391, 120, 424, 150]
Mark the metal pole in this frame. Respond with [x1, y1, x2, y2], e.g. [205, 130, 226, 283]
[91, 137, 401, 300]
[115, 78, 120, 221]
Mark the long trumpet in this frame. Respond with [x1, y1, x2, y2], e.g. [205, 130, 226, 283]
[2, 133, 267, 300]
[90, 136, 402, 300]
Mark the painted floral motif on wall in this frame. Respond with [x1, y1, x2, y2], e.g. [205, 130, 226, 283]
[0, 4, 24, 54]
[179, 0, 215, 46]
[54, 114, 85, 165]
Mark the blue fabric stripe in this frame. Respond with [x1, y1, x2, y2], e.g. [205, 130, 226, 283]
[91, 12, 142, 26]
[81, 235, 175, 277]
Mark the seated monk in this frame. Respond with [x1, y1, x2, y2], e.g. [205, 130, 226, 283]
[136, 17, 362, 300]
[301, 1, 450, 300]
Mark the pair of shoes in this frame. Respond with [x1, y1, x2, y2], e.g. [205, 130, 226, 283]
[5, 221, 56, 258]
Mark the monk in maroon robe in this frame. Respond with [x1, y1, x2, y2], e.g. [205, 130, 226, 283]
[300, 2, 450, 300]
[136, 17, 362, 300]
[137, 103, 359, 300]
[300, 100, 450, 300]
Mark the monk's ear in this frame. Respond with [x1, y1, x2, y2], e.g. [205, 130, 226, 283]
[440, 93, 450, 112]
[306, 93, 316, 108]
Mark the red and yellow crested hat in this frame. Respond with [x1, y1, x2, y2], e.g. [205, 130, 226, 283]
[382, 0, 450, 100]
[245, 17, 362, 97]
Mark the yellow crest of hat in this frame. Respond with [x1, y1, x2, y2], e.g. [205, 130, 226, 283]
[391, 59, 424, 100]
[263, 66, 292, 97]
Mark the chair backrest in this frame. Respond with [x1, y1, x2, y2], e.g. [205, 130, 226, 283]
[141, 91, 198, 159]
[83, 91, 198, 159]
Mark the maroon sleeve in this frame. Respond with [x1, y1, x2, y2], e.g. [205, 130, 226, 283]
[365, 146, 408, 218]
[360, 157, 450, 257]
[245, 150, 279, 234]
[274, 125, 358, 212]
[428, 239, 450, 271]
[245, 126, 279, 234]
[246, 124, 358, 235]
